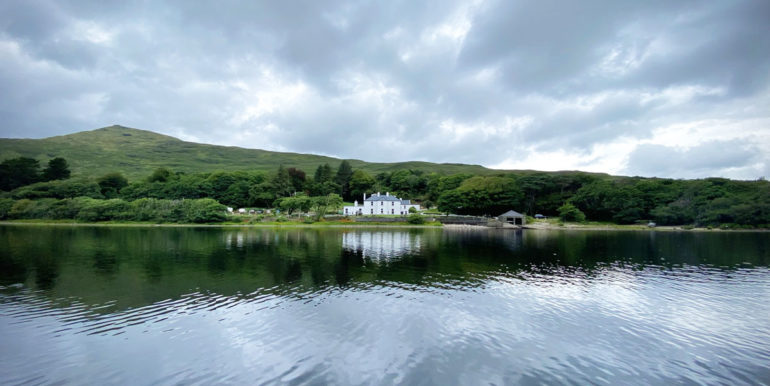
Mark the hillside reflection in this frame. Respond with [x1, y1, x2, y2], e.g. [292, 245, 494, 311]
[0, 226, 768, 314]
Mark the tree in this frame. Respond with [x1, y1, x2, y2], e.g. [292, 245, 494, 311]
[349, 170, 375, 200]
[310, 165, 339, 196]
[334, 160, 353, 199]
[313, 163, 334, 184]
[558, 202, 586, 222]
[437, 189, 465, 215]
[97, 173, 129, 198]
[42, 157, 71, 181]
[249, 181, 277, 207]
[0, 157, 41, 191]
[276, 194, 313, 217]
[312, 193, 343, 220]
[272, 165, 293, 198]
[147, 167, 172, 183]
[287, 168, 307, 193]
[221, 181, 252, 208]
[436, 176, 523, 216]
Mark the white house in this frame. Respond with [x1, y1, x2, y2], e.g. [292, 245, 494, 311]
[342, 231, 423, 261]
[343, 192, 420, 216]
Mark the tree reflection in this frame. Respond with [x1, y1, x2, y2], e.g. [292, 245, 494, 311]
[0, 226, 767, 312]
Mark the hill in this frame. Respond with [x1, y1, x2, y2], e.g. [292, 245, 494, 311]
[0, 125, 495, 180]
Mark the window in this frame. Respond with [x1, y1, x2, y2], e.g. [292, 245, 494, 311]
[392, 202, 394, 206]
[380, 209, 383, 214]
[391, 209, 394, 214]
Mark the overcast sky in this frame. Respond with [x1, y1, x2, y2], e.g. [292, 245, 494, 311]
[1, 1, 769, 179]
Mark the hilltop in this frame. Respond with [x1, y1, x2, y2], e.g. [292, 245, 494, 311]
[0, 125, 494, 180]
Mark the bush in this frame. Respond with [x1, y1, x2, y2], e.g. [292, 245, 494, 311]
[76, 198, 132, 222]
[407, 213, 425, 224]
[558, 202, 586, 222]
[12, 179, 103, 200]
[248, 215, 265, 224]
[179, 198, 227, 223]
[9, 199, 45, 219]
[408, 207, 418, 214]
[130, 198, 178, 222]
[0, 198, 14, 219]
[49, 198, 86, 219]
[0, 197, 229, 224]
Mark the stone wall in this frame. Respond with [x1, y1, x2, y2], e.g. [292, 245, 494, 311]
[434, 216, 489, 225]
[353, 216, 410, 223]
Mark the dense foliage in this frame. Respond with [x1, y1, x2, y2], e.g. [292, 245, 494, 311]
[1, 154, 768, 227]
[0, 156, 72, 191]
[0, 197, 226, 223]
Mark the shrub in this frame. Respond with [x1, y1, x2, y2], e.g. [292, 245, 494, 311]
[76, 198, 131, 222]
[0, 198, 14, 219]
[558, 202, 586, 222]
[180, 198, 227, 223]
[49, 198, 85, 219]
[407, 213, 425, 224]
[9, 199, 34, 218]
[12, 179, 102, 200]
[0, 197, 229, 223]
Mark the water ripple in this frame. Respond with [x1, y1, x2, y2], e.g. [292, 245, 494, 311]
[2, 228, 770, 385]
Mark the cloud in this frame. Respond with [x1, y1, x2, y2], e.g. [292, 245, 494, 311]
[624, 140, 767, 179]
[0, 0, 768, 179]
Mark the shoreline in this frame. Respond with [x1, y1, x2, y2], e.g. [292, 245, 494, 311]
[522, 221, 769, 232]
[1, 220, 767, 232]
[0, 220, 441, 229]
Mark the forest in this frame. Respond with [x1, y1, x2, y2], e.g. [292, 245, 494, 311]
[1, 156, 769, 227]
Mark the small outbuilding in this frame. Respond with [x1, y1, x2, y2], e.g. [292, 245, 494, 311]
[498, 210, 526, 226]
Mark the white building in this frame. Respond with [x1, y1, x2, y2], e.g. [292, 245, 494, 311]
[343, 192, 420, 216]
[342, 231, 422, 261]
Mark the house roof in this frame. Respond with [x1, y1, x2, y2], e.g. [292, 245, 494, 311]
[365, 194, 401, 202]
[400, 199, 411, 205]
[498, 210, 524, 217]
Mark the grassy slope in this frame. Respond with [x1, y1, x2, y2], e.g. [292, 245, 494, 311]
[0, 125, 494, 180]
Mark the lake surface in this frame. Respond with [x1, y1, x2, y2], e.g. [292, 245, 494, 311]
[1, 225, 769, 385]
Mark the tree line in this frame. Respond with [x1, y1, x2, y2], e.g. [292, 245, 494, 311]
[1, 156, 769, 227]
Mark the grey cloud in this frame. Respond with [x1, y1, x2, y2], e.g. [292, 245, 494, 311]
[0, 0, 768, 178]
[624, 140, 765, 179]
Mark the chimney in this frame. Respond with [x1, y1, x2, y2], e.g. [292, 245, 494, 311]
[386, 192, 389, 196]
[377, 192, 380, 196]
[363, 193, 366, 201]
[354, 200, 358, 207]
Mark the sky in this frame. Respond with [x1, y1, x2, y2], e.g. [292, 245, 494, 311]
[1, 0, 769, 179]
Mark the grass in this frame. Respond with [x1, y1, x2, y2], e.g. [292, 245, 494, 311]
[0, 219, 443, 227]
[0, 125, 495, 181]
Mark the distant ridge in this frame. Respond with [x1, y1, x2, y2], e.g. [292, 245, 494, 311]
[0, 125, 497, 180]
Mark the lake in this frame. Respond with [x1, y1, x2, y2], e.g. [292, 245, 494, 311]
[1, 225, 769, 384]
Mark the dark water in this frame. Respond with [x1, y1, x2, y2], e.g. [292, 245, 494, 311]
[1, 226, 769, 385]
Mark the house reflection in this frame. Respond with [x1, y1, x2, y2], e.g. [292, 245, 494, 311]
[342, 231, 422, 262]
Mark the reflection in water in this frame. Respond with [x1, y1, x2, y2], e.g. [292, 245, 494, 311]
[1, 226, 769, 384]
[342, 231, 422, 262]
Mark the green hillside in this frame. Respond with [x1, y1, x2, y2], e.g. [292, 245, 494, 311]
[0, 125, 493, 180]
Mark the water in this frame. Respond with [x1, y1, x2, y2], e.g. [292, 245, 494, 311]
[1, 225, 769, 385]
